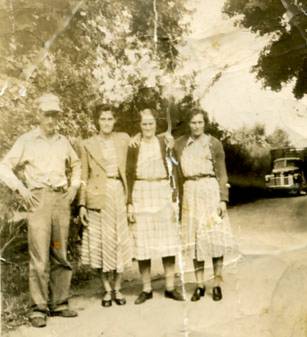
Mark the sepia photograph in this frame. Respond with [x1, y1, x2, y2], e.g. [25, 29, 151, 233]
[0, 1, 307, 336]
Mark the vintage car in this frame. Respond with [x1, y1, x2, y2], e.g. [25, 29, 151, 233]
[265, 156, 306, 194]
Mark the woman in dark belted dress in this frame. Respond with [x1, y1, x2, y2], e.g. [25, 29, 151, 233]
[174, 108, 237, 302]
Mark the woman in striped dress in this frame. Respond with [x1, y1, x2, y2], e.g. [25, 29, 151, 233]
[127, 109, 183, 304]
[79, 104, 132, 307]
[174, 108, 237, 302]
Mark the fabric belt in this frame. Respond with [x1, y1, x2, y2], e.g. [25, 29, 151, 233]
[136, 177, 168, 182]
[32, 186, 67, 193]
[87, 208, 101, 212]
[185, 174, 216, 181]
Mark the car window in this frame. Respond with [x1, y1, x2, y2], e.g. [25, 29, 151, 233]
[285, 160, 300, 168]
[273, 159, 301, 169]
[274, 160, 285, 169]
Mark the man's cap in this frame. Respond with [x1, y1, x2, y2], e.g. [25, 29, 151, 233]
[37, 93, 63, 113]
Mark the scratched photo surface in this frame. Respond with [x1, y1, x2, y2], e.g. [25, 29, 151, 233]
[0, 1, 307, 336]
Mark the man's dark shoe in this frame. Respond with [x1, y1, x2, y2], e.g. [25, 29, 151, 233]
[164, 289, 184, 301]
[212, 286, 222, 301]
[29, 316, 47, 328]
[191, 287, 206, 302]
[50, 309, 78, 317]
[134, 291, 153, 305]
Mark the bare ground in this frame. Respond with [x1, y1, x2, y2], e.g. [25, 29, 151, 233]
[4, 196, 307, 337]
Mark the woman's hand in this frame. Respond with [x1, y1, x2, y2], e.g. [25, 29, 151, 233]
[79, 206, 89, 227]
[127, 204, 135, 224]
[218, 201, 227, 218]
[66, 185, 78, 204]
[129, 133, 141, 148]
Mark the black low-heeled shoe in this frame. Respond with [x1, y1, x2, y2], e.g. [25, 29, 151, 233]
[114, 298, 126, 305]
[164, 289, 184, 301]
[134, 291, 153, 305]
[101, 292, 112, 307]
[112, 291, 127, 306]
[212, 286, 222, 301]
[191, 287, 206, 302]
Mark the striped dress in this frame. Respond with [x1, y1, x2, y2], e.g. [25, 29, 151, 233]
[180, 134, 237, 261]
[81, 137, 132, 272]
[131, 137, 180, 260]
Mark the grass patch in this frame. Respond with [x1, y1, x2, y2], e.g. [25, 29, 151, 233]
[1, 257, 30, 332]
[0, 236, 98, 332]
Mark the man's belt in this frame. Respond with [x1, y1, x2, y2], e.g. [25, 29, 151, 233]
[185, 174, 216, 181]
[107, 176, 121, 180]
[136, 177, 168, 182]
[51, 186, 67, 192]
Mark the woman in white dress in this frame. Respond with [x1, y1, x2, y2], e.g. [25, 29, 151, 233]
[174, 108, 237, 301]
[126, 109, 183, 304]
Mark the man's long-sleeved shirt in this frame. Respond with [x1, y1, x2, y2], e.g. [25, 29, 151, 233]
[0, 127, 81, 192]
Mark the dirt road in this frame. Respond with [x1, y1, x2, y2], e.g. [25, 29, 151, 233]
[5, 196, 307, 337]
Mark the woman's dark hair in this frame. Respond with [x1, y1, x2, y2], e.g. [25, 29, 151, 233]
[185, 108, 209, 125]
[138, 108, 159, 123]
[93, 104, 117, 131]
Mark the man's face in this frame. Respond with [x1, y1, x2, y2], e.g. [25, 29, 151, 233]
[189, 113, 205, 138]
[99, 111, 116, 135]
[39, 111, 58, 136]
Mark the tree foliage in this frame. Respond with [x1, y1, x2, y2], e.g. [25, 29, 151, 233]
[224, 124, 292, 178]
[0, 0, 192, 154]
[224, 0, 307, 98]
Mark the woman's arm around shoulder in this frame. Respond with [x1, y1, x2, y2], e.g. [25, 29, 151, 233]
[210, 136, 229, 203]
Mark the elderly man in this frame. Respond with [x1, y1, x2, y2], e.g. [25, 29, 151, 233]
[0, 94, 81, 327]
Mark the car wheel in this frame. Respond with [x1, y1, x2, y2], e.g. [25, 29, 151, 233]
[294, 184, 302, 196]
